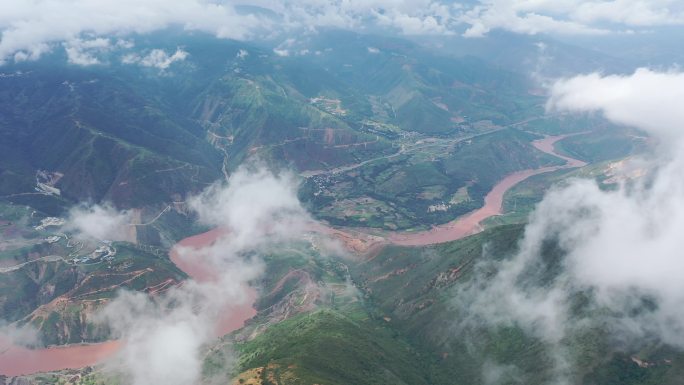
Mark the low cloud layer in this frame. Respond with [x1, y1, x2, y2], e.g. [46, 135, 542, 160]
[64, 203, 133, 241]
[122, 48, 189, 70]
[3, 1, 684, 64]
[547, 68, 684, 144]
[98, 273, 258, 385]
[188, 165, 308, 254]
[99, 165, 309, 385]
[0, 322, 40, 349]
[459, 0, 684, 38]
[456, 68, 684, 382]
[63, 37, 112, 65]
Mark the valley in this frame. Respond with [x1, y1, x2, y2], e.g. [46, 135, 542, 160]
[0, 130, 588, 377]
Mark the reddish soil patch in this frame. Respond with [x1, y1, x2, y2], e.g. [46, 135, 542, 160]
[324, 128, 335, 145]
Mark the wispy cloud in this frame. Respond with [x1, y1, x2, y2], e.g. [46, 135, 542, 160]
[6, 1, 682, 64]
[458, 0, 684, 38]
[547, 68, 684, 144]
[64, 203, 134, 242]
[98, 165, 311, 384]
[0, 322, 40, 349]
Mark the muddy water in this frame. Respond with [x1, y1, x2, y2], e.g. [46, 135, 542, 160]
[0, 229, 257, 376]
[0, 337, 122, 378]
[388, 134, 586, 246]
[169, 228, 258, 337]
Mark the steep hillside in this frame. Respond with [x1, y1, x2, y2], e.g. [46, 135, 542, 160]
[0, 64, 222, 213]
[1, 243, 185, 346]
[0, 30, 570, 219]
[303, 30, 543, 134]
[350, 225, 684, 385]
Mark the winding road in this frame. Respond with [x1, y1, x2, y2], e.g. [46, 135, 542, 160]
[0, 133, 586, 377]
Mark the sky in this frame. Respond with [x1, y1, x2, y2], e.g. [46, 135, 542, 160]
[2, 0, 684, 63]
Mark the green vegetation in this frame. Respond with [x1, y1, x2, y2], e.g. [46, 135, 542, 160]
[0, 238, 185, 345]
[554, 128, 647, 163]
[13, 368, 119, 385]
[349, 225, 684, 385]
[304, 30, 543, 134]
[229, 309, 433, 385]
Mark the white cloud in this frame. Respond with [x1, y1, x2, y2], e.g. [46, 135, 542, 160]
[367, 46, 380, 53]
[99, 252, 261, 385]
[272, 37, 297, 57]
[188, 165, 308, 254]
[3, 0, 682, 62]
[64, 203, 133, 241]
[0, 0, 449, 64]
[98, 290, 212, 385]
[0, 0, 262, 63]
[572, 0, 684, 26]
[374, 3, 454, 35]
[63, 37, 112, 66]
[123, 48, 189, 70]
[115, 39, 135, 49]
[547, 68, 684, 144]
[273, 48, 289, 57]
[458, 0, 684, 37]
[0, 323, 40, 349]
[459, 1, 611, 37]
[64, 46, 100, 66]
